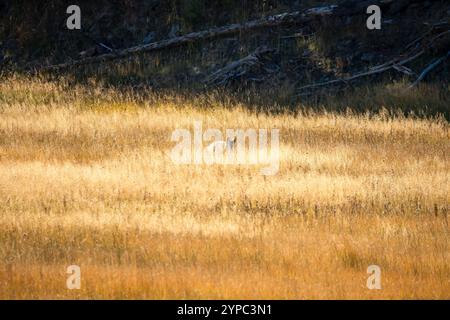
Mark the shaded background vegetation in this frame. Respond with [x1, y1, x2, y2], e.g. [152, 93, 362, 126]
[0, 0, 449, 118]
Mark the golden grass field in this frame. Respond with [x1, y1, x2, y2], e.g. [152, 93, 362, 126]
[0, 77, 449, 299]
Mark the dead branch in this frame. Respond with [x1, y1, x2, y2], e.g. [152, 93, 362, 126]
[371, 30, 450, 72]
[392, 65, 415, 76]
[40, 1, 389, 71]
[297, 27, 450, 93]
[281, 32, 314, 40]
[205, 47, 278, 86]
[81, 31, 114, 52]
[405, 21, 449, 50]
[297, 50, 424, 92]
[408, 50, 450, 88]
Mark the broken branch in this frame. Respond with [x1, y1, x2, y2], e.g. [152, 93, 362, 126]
[408, 50, 450, 88]
[297, 27, 450, 93]
[297, 50, 425, 92]
[205, 46, 278, 86]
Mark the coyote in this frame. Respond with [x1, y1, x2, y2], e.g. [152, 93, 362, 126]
[205, 136, 237, 162]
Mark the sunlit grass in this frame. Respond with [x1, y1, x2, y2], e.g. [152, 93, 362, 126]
[0, 76, 449, 299]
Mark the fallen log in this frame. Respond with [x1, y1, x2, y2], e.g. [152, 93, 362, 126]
[40, 1, 388, 71]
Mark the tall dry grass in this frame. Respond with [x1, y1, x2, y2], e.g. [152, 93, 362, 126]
[0, 76, 449, 299]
